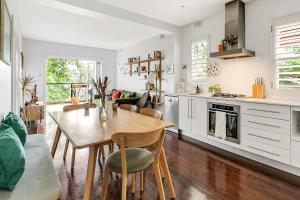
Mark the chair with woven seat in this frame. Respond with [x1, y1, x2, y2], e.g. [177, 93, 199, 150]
[101, 125, 166, 200]
[62, 103, 109, 173]
[118, 104, 138, 112]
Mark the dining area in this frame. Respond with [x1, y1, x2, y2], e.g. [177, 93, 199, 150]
[48, 103, 176, 200]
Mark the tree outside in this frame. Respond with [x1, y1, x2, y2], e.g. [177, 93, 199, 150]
[46, 57, 95, 103]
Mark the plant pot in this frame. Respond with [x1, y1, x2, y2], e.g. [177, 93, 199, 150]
[71, 97, 80, 105]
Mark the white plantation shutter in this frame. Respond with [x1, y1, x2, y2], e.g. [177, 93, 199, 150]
[191, 39, 208, 82]
[274, 20, 300, 88]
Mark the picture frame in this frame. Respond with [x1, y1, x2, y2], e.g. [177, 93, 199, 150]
[154, 51, 161, 59]
[166, 64, 174, 74]
[0, 0, 12, 66]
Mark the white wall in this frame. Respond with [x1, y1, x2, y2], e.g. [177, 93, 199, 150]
[0, 0, 23, 115]
[22, 39, 116, 101]
[181, 0, 300, 99]
[116, 34, 180, 94]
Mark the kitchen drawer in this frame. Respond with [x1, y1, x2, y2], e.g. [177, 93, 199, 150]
[242, 138, 290, 164]
[242, 126, 290, 149]
[242, 103, 290, 120]
[241, 114, 290, 135]
[291, 141, 300, 168]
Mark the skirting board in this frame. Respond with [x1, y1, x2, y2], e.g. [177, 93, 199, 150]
[167, 131, 300, 187]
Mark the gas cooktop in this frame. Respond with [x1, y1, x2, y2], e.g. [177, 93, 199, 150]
[211, 93, 246, 99]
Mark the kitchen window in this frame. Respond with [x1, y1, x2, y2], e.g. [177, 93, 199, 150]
[273, 15, 300, 88]
[191, 39, 209, 82]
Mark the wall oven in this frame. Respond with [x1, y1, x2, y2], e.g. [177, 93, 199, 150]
[208, 102, 240, 144]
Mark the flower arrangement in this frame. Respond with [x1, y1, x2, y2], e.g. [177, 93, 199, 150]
[92, 76, 110, 118]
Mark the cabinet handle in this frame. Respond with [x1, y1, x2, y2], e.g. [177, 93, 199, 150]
[248, 108, 280, 114]
[190, 99, 193, 119]
[247, 120, 281, 128]
[248, 145, 280, 157]
[187, 99, 190, 119]
[247, 133, 280, 142]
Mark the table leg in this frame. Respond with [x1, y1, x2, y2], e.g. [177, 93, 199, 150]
[160, 148, 176, 198]
[84, 145, 98, 200]
[51, 127, 62, 158]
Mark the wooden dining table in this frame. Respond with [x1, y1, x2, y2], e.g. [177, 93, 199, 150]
[49, 108, 176, 200]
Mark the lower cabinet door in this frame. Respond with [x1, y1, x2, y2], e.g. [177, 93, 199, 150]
[179, 96, 191, 136]
[191, 97, 207, 139]
[291, 141, 300, 168]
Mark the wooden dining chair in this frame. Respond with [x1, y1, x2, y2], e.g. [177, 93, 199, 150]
[139, 108, 163, 120]
[118, 104, 138, 112]
[62, 103, 109, 174]
[101, 125, 166, 200]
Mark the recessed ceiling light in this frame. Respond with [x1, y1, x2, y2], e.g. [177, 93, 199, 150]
[180, 5, 185, 8]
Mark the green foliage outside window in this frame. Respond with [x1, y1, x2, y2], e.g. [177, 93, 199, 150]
[46, 57, 94, 103]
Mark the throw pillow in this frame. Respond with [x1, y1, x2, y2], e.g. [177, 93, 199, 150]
[0, 123, 26, 191]
[124, 93, 131, 98]
[120, 93, 125, 99]
[112, 90, 121, 100]
[3, 112, 27, 146]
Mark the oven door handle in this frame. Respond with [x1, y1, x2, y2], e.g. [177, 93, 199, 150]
[190, 99, 193, 119]
[187, 99, 190, 119]
[209, 110, 238, 116]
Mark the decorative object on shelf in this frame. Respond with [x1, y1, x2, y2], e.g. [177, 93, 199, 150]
[177, 81, 185, 94]
[252, 77, 265, 99]
[166, 64, 174, 74]
[92, 76, 110, 119]
[154, 51, 161, 59]
[146, 82, 155, 91]
[128, 58, 133, 63]
[208, 84, 221, 94]
[206, 62, 220, 77]
[194, 85, 201, 94]
[147, 72, 156, 84]
[141, 66, 147, 72]
[0, 0, 12, 66]
[224, 34, 238, 50]
[30, 84, 39, 104]
[218, 40, 225, 52]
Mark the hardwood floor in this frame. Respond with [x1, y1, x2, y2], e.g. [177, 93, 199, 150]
[44, 106, 300, 200]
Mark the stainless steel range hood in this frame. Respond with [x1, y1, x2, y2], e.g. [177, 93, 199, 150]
[210, 0, 255, 59]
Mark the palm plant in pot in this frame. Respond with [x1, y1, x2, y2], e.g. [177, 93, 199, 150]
[92, 76, 110, 119]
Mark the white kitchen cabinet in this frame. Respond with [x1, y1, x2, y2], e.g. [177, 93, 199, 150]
[291, 141, 300, 168]
[179, 96, 207, 140]
[191, 98, 207, 138]
[179, 96, 191, 134]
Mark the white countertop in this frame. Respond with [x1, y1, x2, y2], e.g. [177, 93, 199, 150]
[178, 93, 300, 107]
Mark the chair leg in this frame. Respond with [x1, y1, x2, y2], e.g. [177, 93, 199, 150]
[101, 145, 105, 161]
[130, 173, 136, 194]
[98, 146, 103, 161]
[160, 164, 165, 179]
[121, 173, 128, 200]
[140, 171, 144, 192]
[100, 166, 110, 200]
[71, 147, 76, 174]
[63, 139, 69, 161]
[152, 164, 166, 200]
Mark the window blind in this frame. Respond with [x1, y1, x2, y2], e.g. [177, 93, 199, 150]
[274, 22, 300, 88]
[191, 39, 208, 82]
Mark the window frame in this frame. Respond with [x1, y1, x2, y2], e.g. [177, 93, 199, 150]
[271, 13, 300, 95]
[189, 36, 210, 84]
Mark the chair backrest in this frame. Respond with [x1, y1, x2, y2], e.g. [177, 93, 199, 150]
[63, 103, 96, 112]
[139, 108, 163, 120]
[135, 92, 148, 109]
[118, 104, 138, 112]
[112, 125, 166, 167]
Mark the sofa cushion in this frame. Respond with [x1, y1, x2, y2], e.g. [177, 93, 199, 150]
[0, 135, 62, 200]
[0, 123, 25, 191]
[3, 113, 27, 146]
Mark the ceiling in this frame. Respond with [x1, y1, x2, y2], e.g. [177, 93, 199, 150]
[96, 0, 252, 26]
[17, 0, 252, 49]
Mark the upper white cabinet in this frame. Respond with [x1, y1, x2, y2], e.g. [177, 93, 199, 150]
[179, 96, 207, 140]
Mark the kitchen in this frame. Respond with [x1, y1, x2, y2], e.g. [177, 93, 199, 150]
[162, 0, 300, 180]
